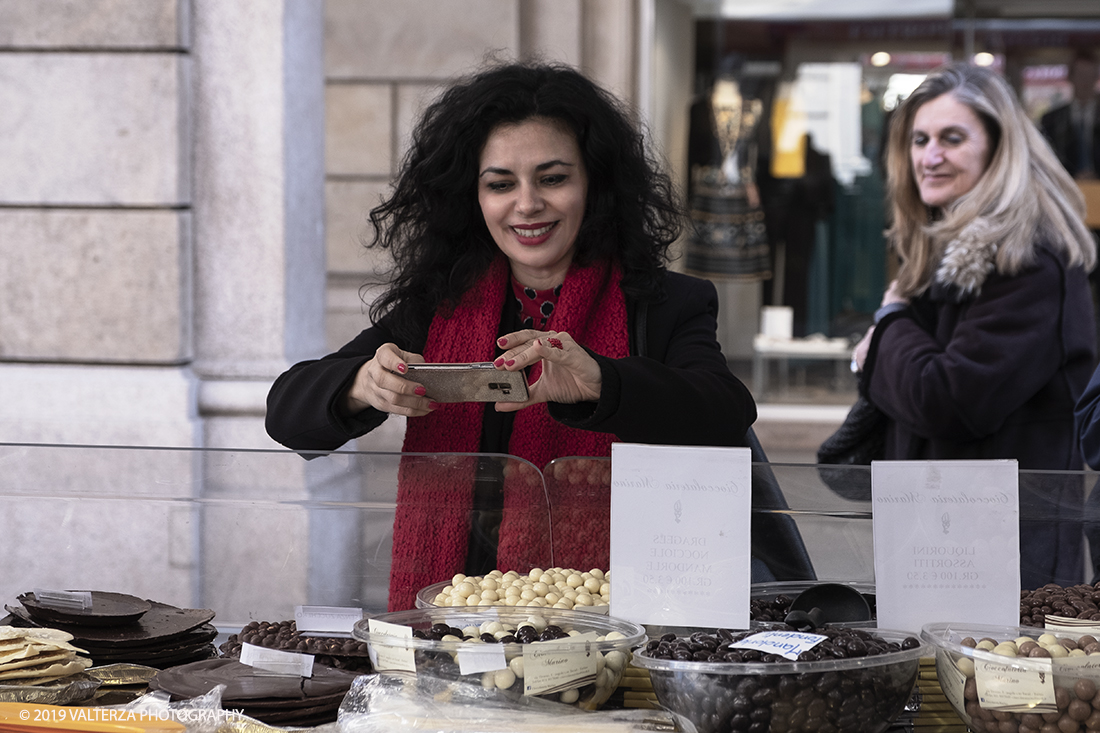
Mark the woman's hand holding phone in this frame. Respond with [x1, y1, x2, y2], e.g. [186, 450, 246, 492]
[342, 344, 433, 417]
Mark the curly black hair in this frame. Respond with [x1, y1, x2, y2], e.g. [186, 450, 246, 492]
[365, 61, 684, 346]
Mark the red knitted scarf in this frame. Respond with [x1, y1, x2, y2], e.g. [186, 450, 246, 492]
[387, 255, 628, 610]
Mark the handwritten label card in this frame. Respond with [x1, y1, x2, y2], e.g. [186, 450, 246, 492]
[294, 605, 363, 637]
[730, 631, 826, 660]
[366, 619, 416, 674]
[872, 460, 1019, 633]
[609, 443, 752, 628]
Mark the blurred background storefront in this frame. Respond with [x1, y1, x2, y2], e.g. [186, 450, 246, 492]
[658, 0, 1100, 368]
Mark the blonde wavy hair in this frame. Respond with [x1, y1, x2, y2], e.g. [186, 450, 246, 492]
[885, 62, 1095, 297]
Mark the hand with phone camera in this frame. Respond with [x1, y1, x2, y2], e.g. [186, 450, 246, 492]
[342, 343, 433, 418]
[492, 329, 602, 412]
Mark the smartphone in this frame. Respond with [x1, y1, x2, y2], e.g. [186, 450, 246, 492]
[404, 362, 529, 403]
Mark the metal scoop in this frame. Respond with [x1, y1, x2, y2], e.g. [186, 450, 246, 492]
[783, 582, 872, 631]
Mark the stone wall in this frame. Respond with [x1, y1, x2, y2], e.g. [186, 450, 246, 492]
[0, 0, 198, 447]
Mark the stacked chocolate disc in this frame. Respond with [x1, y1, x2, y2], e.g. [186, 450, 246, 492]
[4, 591, 217, 669]
[150, 657, 359, 726]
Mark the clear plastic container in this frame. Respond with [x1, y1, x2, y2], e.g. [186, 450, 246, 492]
[352, 607, 644, 710]
[922, 621, 1100, 732]
[633, 626, 926, 733]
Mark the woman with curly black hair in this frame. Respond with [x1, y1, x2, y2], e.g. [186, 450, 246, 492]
[266, 62, 757, 609]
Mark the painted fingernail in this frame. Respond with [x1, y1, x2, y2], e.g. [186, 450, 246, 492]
[415, 386, 426, 396]
[494, 357, 505, 367]
[428, 402, 441, 410]
[547, 337, 563, 350]
[397, 363, 407, 373]
[505, 359, 515, 367]
[497, 337, 507, 347]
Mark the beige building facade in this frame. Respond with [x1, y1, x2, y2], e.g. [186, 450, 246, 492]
[0, 0, 692, 455]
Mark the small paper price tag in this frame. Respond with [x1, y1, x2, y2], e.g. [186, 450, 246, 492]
[239, 643, 314, 677]
[1044, 616, 1100, 636]
[366, 619, 417, 674]
[974, 653, 1055, 713]
[523, 635, 599, 696]
[729, 631, 827, 661]
[294, 605, 363, 637]
[33, 589, 92, 611]
[457, 644, 508, 675]
[1051, 655, 1100, 687]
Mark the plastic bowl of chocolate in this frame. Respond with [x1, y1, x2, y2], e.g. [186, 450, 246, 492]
[922, 621, 1100, 733]
[632, 625, 926, 733]
[351, 607, 643, 710]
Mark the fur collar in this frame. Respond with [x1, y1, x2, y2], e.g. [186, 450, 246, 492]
[933, 218, 998, 301]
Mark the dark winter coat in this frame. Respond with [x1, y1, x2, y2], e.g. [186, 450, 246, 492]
[864, 227, 1095, 470]
[863, 222, 1095, 588]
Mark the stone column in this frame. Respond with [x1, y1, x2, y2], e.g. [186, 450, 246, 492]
[189, 0, 326, 620]
[190, 0, 325, 450]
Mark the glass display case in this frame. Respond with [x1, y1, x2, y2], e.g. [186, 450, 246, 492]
[2, 441, 1095, 635]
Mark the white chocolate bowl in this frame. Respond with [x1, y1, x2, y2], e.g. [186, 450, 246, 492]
[415, 567, 611, 615]
[352, 607, 644, 710]
[922, 622, 1100, 733]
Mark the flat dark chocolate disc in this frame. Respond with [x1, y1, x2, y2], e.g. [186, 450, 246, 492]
[18, 591, 152, 627]
[77, 624, 218, 655]
[149, 658, 358, 702]
[5, 601, 214, 647]
[83, 643, 218, 668]
[241, 700, 344, 726]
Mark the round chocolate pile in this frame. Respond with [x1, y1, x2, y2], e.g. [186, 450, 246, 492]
[220, 620, 371, 673]
[635, 627, 924, 733]
[645, 627, 921, 664]
[1020, 583, 1100, 627]
[749, 594, 797, 624]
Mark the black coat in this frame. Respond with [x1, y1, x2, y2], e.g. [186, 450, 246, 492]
[864, 237, 1095, 589]
[1041, 102, 1100, 179]
[865, 244, 1094, 469]
[266, 270, 757, 455]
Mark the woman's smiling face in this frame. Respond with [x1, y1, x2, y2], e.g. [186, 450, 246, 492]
[477, 117, 588, 289]
[910, 93, 992, 209]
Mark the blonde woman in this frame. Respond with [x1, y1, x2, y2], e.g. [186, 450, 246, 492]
[852, 63, 1096, 587]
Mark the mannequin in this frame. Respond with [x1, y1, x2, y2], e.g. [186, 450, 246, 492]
[685, 75, 771, 279]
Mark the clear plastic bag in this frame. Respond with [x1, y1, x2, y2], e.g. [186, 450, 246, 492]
[337, 673, 676, 733]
